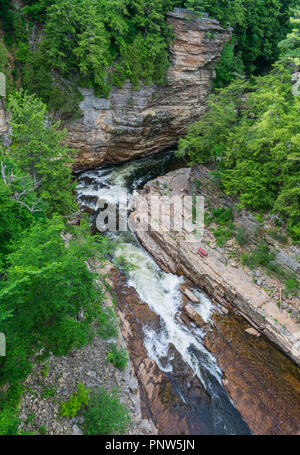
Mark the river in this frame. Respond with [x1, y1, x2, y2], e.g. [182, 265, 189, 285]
[76, 150, 300, 435]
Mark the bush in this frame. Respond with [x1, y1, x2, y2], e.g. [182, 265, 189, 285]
[211, 207, 234, 226]
[59, 383, 90, 418]
[242, 241, 275, 270]
[211, 225, 234, 247]
[242, 241, 285, 277]
[269, 229, 288, 244]
[0, 408, 19, 435]
[97, 306, 118, 340]
[235, 227, 248, 246]
[284, 274, 300, 297]
[106, 344, 128, 371]
[82, 387, 130, 435]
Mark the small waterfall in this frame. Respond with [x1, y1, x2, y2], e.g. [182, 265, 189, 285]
[76, 151, 251, 435]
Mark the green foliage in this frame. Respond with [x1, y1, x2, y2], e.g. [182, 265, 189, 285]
[59, 383, 90, 418]
[22, 0, 54, 22]
[41, 386, 57, 399]
[106, 344, 129, 371]
[278, 6, 300, 64]
[211, 224, 234, 247]
[235, 227, 248, 246]
[0, 0, 14, 43]
[0, 408, 19, 435]
[0, 152, 44, 269]
[0, 217, 112, 385]
[181, 0, 298, 78]
[36, 0, 174, 99]
[7, 90, 76, 216]
[242, 241, 285, 277]
[39, 425, 47, 435]
[4, 384, 24, 409]
[178, 60, 300, 238]
[26, 413, 36, 424]
[97, 306, 118, 340]
[41, 362, 50, 378]
[82, 387, 131, 435]
[0, 39, 8, 71]
[284, 273, 300, 296]
[213, 40, 244, 88]
[9, 0, 298, 108]
[211, 207, 234, 226]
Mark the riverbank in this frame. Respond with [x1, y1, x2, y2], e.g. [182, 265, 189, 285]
[18, 274, 156, 436]
[130, 167, 300, 366]
[76, 154, 300, 435]
[128, 167, 300, 434]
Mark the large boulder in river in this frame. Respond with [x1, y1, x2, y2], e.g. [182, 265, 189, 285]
[67, 9, 231, 171]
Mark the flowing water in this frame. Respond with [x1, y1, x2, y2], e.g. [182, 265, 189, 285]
[76, 151, 253, 434]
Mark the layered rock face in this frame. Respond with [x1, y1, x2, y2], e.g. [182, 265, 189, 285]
[129, 169, 300, 367]
[68, 9, 231, 171]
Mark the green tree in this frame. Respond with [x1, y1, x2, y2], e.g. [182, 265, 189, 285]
[0, 217, 113, 385]
[278, 5, 300, 63]
[0, 152, 44, 269]
[82, 387, 131, 435]
[44, 0, 112, 96]
[177, 61, 300, 238]
[7, 90, 76, 216]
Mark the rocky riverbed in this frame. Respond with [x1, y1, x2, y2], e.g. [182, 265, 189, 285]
[18, 287, 156, 436]
[128, 166, 300, 434]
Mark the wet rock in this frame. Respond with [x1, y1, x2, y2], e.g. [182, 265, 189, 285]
[182, 303, 205, 328]
[182, 288, 200, 303]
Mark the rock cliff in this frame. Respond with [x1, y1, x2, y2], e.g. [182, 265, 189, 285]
[67, 9, 231, 171]
[129, 168, 300, 367]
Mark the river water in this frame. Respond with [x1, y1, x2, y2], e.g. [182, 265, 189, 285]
[76, 151, 300, 435]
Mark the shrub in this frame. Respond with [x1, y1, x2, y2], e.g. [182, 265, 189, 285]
[41, 386, 57, 399]
[211, 223, 234, 247]
[0, 408, 19, 435]
[59, 383, 90, 418]
[97, 306, 118, 340]
[269, 229, 288, 244]
[211, 207, 234, 226]
[106, 344, 128, 371]
[243, 241, 276, 270]
[39, 425, 47, 435]
[235, 227, 248, 246]
[82, 387, 130, 435]
[242, 241, 286, 277]
[284, 274, 300, 297]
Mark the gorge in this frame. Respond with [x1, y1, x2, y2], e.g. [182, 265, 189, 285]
[67, 9, 231, 170]
[1, 2, 300, 438]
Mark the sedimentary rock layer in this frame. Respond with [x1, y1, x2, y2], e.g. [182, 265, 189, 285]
[68, 10, 231, 170]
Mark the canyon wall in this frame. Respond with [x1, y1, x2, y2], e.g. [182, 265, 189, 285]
[129, 169, 300, 367]
[68, 9, 231, 171]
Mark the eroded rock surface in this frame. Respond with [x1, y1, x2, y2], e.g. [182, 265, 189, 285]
[67, 10, 231, 170]
[129, 168, 300, 367]
[108, 266, 214, 435]
[129, 168, 300, 434]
